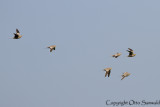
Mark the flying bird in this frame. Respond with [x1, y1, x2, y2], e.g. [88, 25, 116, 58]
[48, 45, 56, 52]
[121, 72, 130, 80]
[12, 29, 22, 39]
[112, 53, 121, 58]
[127, 48, 136, 57]
[104, 68, 112, 77]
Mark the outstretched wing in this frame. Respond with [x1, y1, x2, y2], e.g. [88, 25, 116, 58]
[128, 48, 133, 51]
[105, 72, 108, 77]
[16, 29, 20, 33]
[121, 76, 125, 80]
[127, 49, 133, 56]
[108, 70, 111, 77]
[50, 48, 53, 52]
[53, 47, 56, 50]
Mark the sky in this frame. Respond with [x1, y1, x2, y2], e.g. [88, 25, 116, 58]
[0, 0, 160, 107]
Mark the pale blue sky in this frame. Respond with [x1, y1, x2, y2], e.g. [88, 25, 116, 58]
[0, 0, 160, 107]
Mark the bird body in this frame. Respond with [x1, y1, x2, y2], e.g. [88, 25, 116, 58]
[104, 68, 112, 77]
[48, 45, 56, 52]
[121, 72, 130, 80]
[112, 53, 121, 58]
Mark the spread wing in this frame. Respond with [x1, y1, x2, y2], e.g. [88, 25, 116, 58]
[108, 70, 111, 77]
[53, 47, 56, 50]
[128, 48, 133, 51]
[121, 76, 125, 80]
[127, 49, 133, 55]
[50, 48, 53, 52]
[16, 29, 20, 33]
[105, 72, 108, 77]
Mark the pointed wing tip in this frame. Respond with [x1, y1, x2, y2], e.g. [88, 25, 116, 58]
[16, 29, 20, 33]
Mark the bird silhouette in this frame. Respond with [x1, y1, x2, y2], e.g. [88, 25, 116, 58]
[104, 68, 112, 77]
[127, 48, 136, 57]
[12, 29, 22, 39]
[47, 45, 56, 52]
[121, 72, 130, 80]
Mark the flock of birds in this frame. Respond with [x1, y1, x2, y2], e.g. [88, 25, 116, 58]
[104, 48, 136, 80]
[12, 29, 136, 80]
[12, 29, 56, 52]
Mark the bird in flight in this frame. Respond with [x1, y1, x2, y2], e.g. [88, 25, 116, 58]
[121, 72, 130, 80]
[112, 53, 121, 58]
[104, 68, 112, 77]
[12, 29, 22, 39]
[48, 45, 56, 52]
[127, 48, 136, 57]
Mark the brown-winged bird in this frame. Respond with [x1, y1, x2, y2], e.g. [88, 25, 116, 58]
[104, 68, 112, 77]
[48, 45, 56, 52]
[127, 48, 136, 57]
[13, 29, 22, 39]
[112, 53, 121, 58]
[121, 72, 130, 80]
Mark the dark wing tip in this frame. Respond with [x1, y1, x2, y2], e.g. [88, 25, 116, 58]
[128, 48, 133, 51]
[16, 29, 20, 33]
[105, 72, 107, 77]
[108, 71, 111, 77]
